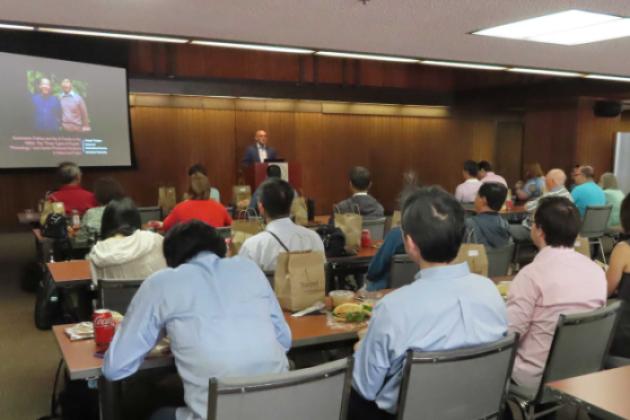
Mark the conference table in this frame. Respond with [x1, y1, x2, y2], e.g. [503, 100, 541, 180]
[546, 366, 630, 420]
[53, 311, 364, 420]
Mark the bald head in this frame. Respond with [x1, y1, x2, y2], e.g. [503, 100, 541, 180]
[545, 169, 567, 191]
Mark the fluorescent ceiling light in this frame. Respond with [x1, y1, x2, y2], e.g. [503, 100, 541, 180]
[530, 18, 630, 45]
[0, 23, 35, 31]
[316, 51, 419, 63]
[39, 27, 188, 43]
[585, 74, 630, 83]
[508, 67, 581, 77]
[191, 40, 313, 54]
[421, 60, 506, 71]
[473, 9, 630, 45]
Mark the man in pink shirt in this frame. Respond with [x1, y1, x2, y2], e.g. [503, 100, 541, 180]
[455, 160, 482, 203]
[507, 196, 606, 388]
[478, 161, 508, 186]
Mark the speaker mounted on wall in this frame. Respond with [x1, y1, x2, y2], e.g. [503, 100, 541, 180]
[593, 100, 622, 118]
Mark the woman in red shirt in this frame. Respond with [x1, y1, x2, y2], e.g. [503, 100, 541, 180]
[162, 174, 232, 231]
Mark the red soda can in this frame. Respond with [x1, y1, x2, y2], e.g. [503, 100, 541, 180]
[93, 309, 116, 353]
[361, 229, 372, 248]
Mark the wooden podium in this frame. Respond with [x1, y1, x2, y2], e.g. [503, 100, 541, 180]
[244, 162, 302, 192]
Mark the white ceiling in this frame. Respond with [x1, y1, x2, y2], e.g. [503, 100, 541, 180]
[4, 0, 630, 77]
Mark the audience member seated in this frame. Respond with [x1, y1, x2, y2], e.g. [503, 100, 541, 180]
[507, 197, 606, 389]
[454, 160, 482, 203]
[606, 194, 630, 358]
[48, 161, 98, 215]
[599, 172, 625, 229]
[248, 164, 283, 212]
[162, 174, 232, 231]
[477, 160, 507, 186]
[185, 163, 221, 202]
[76, 177, 124, 243]
[103, 221, 291, 420]
[365, 185, 421, 291]
[509, 168, 572, 243]
[571, 165, 606, 217]
[514, 162, 545, 202]
[464, 182, 511, 248]
[335, 166, 384, 218]
[88, 198, 166, 284]
[349, 187, 507, 420]
[239, 178, 325, 271]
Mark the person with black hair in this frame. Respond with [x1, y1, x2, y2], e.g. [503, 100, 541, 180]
[75, 177, 125, 244]
[186, 163, 221, 202]
[247, 164, 287, 212]
[241, 129, 278, 166]
[103, 220, 291, 420]
[162, 173, 232, 231]
[48, 161, 98, 215]
[477, 160, 507, 186]
[239, 178, 324, 271]
[455, 160, 482, 203]
[87, 198, 166, 284]
[607, 193, 630, 357]
[464, 182, 511, 248]
[349, 187, 507, 420]
[507, 196, 606, 389]
[334, 166, 384, 218]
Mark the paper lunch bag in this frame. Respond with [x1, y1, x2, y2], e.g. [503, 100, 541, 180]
[453, 243, 489, 277]
[334, 208, 362, 252]
[274, 250, 326, 312]
[291, 197, 309, 226]
[230, 218, 264, 254]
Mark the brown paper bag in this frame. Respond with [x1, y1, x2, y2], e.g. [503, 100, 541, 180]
[233, 185, 252, 211]
[158, 186, 177, 216]
[453, 243, 488, 277]
[274, 251, 326, 312]
[40, 201, 65, 225]
[230, 218, 264, 254]
[574, 235, 591, 259]
[291, 197, 308, 226]
[391, 210, 402, 229]
[334, 206, 363, 252]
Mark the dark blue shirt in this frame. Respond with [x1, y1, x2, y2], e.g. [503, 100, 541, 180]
[366, 227, 405, 291]
[32, 94, 61, 132]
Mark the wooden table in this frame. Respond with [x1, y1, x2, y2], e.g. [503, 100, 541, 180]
[547, 366, 630, 420]
[18, 210, 41, 225]
[47, 260, 92, 287]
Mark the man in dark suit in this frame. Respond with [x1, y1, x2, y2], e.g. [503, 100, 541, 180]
[241, 129, 278, 167]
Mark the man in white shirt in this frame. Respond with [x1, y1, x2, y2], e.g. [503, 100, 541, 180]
[239, 178, 325, 271]
[455, 160, 482, 203]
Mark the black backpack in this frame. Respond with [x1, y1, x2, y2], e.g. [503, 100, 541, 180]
[315, 225, 348, 258]
[42, 213, 72, 262]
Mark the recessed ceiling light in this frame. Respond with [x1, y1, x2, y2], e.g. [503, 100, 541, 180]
[39, 27, 188, 43]
[586, 74, 630, 83]
[316, 51, 419, 63]
[421, 60, 506, 71]
[473, 9, 630, 45]
[530, 18, 630, 45]
[191, 40, 313, 54]
[508, 67, 582, 77]
[0, 23, 35, 31]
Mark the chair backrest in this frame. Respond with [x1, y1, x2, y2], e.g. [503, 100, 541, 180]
[137, 206, 163, 225]
[362, 217, 387, 241]
[389, 254, 417, 289]
[397, 334, 518, 420]
[485, 243, 515, 277]
[580, 205, 613, 238]
[208, 357, 352, 420]
[97, 279, 144, 314]
[536, 300, 622, 402]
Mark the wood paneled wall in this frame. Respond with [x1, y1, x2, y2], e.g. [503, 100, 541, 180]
[0, 104, 504, 229]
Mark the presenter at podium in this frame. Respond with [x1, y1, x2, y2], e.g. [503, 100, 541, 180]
[241, 129, 278, 167]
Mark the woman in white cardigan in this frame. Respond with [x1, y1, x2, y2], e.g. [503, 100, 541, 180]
[88, 197, 166, 284]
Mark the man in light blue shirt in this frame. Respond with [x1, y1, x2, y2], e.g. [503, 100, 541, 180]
[103, 221, 291, 420]
[350, 187, 507, 419]
[571, 165, 606, 217]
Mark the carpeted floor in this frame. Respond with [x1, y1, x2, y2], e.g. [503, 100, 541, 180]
[0, 231, 60, 420]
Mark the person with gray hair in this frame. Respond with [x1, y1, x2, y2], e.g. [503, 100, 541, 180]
[509, 168, 573, 242]
[571, 165, 606, 217]
[48, 161, 97, 215]
[600, 172, 625, 228]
